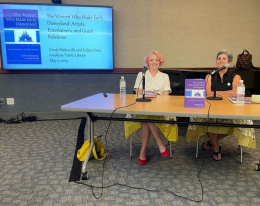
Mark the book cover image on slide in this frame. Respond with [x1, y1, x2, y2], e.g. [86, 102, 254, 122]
[19, 31, 33, 42]
[3, 9, 41, 64]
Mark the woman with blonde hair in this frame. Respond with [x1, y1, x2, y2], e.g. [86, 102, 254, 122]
[124, 51, 178, 165]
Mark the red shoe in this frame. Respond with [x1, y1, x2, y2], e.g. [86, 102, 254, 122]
[138, 156, 148, 165]
[161, 148, 170, 158]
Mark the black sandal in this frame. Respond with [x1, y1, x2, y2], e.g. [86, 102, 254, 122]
[212, 148, 221, 161]
[202, 141, 212, 150]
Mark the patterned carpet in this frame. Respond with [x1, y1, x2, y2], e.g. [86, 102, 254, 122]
[0, 119, 260, 206]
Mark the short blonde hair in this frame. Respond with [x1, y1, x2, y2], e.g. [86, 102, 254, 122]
[144, 51, 165, 67]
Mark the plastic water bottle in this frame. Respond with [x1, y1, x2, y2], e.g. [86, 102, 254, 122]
[119, 76, 126, 96]
[236, 80, 245, 106]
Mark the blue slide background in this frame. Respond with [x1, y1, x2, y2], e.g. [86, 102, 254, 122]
[0, 4, 113, 70]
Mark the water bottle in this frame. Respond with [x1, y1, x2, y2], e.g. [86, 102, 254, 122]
[236, 80, 245, 106]
[119, 76, 126, 96]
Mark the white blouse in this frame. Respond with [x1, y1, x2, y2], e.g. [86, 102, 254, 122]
[134, 70, 172, 95]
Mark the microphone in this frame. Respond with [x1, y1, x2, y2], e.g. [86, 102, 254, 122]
[136, 64, 151, 102]
[211, 63, 229, 75]
[142, 64, 147, 74]
[207, 63, 229, 101]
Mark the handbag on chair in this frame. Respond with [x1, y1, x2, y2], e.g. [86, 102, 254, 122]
[234, 49, 257, 70]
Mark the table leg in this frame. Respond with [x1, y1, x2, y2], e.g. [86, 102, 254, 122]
[240, 146, 243, 164]
[196, 141, 199, 159]
[81, 115, 94, 180]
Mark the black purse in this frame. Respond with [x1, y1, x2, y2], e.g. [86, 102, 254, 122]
[234, 49, 258, 70]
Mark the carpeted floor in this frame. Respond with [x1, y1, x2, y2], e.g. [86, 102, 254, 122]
[0, 119, 260, 206]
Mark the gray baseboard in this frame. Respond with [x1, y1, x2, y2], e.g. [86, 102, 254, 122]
[1, 112, 259, 126]
[0, 111, 126, 120]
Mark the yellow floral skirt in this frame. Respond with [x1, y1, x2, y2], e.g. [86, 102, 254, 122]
[186, 117, 256, 149]
[124, 115, 178, 142]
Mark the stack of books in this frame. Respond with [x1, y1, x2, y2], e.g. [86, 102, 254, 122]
[145, 92, 157, 98]
[228, 96, 252, 104]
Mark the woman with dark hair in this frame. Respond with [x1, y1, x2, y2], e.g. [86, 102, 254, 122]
[186, 49, 256, 161]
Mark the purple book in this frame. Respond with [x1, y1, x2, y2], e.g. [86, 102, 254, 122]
[228, 96, 252, 104]
[184, 79, 206, 108]
[145, 92, 157, 98]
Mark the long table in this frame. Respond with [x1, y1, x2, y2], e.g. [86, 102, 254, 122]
[61, 93, 260, 179]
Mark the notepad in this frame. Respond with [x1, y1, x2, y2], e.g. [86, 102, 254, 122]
[228, 96, 252, 104]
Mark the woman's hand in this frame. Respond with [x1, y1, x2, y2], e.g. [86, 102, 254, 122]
[135, 88, 143, 96]
[162, 91, 170, 95]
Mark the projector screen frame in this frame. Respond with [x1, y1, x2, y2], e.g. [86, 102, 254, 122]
[0, 2, 114, 71]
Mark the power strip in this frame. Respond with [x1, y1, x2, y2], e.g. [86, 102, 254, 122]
[25, 116, 36, 121]
[6, 120, 22, 124]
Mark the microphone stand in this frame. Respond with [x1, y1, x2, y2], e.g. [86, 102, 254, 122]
[207, 74, 223, 100]
[136, 68, 151, 102]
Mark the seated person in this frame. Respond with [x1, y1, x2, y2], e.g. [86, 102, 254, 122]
[124, 51, 178, 165]
[186, 49, 256, 161]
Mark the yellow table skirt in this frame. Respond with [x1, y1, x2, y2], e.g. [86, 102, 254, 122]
[185, 118, 256, 149]
[124, 115, 178, 142]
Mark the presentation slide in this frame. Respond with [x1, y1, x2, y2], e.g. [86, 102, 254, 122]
[0, 4, 113, 70]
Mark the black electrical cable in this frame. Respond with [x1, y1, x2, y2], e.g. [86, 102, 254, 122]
[0, 75, 215, 202]
[1, 112, 87, 124]
[80, 78, 143, 199]
[74, 181, 203, 202]
[73, 77, 212, 203]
